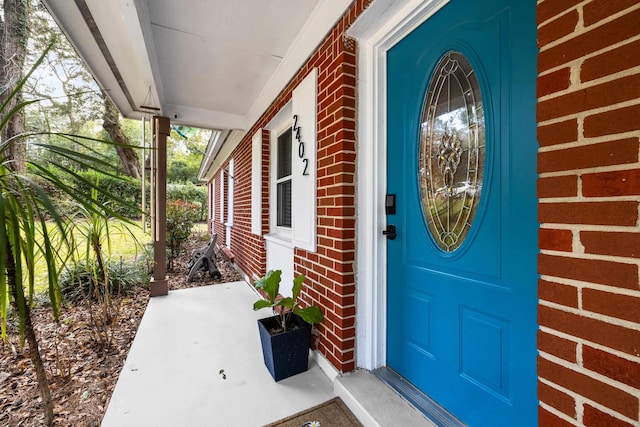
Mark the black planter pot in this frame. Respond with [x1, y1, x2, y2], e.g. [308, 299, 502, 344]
[257, 313, 312, 381]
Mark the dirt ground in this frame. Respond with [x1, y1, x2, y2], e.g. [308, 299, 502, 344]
[0, 236, 243, 426]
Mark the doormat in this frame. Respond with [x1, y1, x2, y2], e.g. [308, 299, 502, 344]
[264, 397, 362, 427]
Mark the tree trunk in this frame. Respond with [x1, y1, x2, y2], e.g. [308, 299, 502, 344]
[0, 0, 29, 172]
[102, 95, 141, 178]
[6, 242, 54, 426]
[23, 298, 54, 426]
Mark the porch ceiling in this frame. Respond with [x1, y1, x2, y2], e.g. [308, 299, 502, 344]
[41, 0, 347, 134]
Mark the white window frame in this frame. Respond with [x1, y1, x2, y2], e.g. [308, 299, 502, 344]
[268, 106, 293, 240]
[265, 103, 295, 295]
[226, 158, 234, 227]
[226, 158, 234, 247]
[211, 178, 216, 227]
[275, 128, 293, 230]
[219, 173, 224, 223]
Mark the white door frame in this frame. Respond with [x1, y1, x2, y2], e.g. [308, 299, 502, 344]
[348, 0, 449, 370]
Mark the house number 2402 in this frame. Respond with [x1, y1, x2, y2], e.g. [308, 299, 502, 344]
[293, 114, 309, 176]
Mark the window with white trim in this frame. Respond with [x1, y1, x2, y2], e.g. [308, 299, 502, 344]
[219, 174, 224, 223]
[276, 129, 292, 228]
[267, 104, 293, 241]
[227, 158, 234, 226]
[210, 178, 216, 225]
[265, 69, 317, 250]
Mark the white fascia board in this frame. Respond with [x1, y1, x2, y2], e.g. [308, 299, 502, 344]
[211, 130, 246, 174]
[197, 129, 248, 183]
[119, 0, 164, 110]
[197, 130, 224, 182]
[164, 103, 248, 131]
[247, 0, 352, 128]
[86, 0, 152, 113]
[43, 0, 162, 119]
[41, 1, 132, 114]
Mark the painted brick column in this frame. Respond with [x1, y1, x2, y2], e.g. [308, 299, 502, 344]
[536, 2, 640, 426]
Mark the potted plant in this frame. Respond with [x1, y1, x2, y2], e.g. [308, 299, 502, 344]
[253, 270, 324, 381]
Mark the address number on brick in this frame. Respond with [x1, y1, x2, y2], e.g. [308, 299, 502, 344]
[293, 114, 309, 176]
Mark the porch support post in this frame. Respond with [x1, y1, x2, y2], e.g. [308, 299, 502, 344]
[150, 115, 170, 297]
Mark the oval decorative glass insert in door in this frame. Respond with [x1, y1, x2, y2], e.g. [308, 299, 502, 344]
[419, 51, 485, 252]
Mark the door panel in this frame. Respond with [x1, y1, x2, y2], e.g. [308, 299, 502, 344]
[386, 1, 537, 426]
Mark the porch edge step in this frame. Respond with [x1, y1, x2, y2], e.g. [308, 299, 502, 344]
[335, 370, 437, 427]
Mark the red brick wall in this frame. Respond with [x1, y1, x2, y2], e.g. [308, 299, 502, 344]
[206, 0, 371, 373]
[296, 27, 358, 372]
[228, 137, 266, 278]
[537, 1, 640, 425]
[261, 129, 270, 236]
[209, 137, 270, 279]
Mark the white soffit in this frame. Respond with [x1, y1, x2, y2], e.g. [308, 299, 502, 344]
[248, 0, 353, 127]
[85, 0, 156, 117]
[45, 0, 335, 131]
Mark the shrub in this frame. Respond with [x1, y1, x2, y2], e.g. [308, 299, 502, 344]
[166, 199, 200, 270]
[28, 166, 143, 219]
[167, 182, 207, 221]
[75, 170, 142, 218]
[59, 258, 150, 302]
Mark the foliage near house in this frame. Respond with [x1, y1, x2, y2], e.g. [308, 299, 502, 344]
[168, 182, 207, 221]
[166, 200, 200, 271]
[0, 42, 145, 425]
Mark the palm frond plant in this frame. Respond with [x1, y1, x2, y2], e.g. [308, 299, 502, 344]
[63, 179, 148, 348]
[0, 41, 142, 426]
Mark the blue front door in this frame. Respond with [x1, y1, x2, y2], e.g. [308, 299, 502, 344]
[386, 1, 537, 426]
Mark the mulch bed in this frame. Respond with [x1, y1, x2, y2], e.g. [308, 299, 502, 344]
[0, 236, 243, 426]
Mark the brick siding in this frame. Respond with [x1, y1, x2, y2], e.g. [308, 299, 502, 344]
[206, 0, 640, 421]
[207, 0, 374, 373]
[537, 1, 640, 425]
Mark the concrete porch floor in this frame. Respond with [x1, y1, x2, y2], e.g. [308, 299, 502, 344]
[101, 281, 435, 427]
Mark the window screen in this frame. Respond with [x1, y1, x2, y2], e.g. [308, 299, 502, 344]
[276, 129, 292, 227]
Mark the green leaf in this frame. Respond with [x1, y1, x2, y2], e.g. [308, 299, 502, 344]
[0, 196, 7, 340]
[276, 297, 295, 310]
[0, 100, 41, 135]
[253, 300, 274, 311]
[295, 306, 324, 325]
[6, 201, 26, 343]
[292, 274, 305, 301]
[255, 270, 281, 303]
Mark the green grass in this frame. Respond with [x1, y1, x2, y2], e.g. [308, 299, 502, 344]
[31, 220, 211, 293]
[192, 222, 209, 240]
[33, 219, 151, 293]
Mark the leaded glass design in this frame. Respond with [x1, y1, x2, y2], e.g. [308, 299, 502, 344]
[418, 51, 485, 252]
